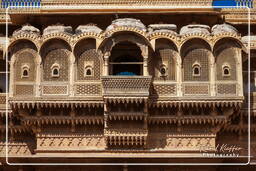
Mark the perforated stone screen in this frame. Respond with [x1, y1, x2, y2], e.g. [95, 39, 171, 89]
[15, 50, 36, 82]
[183, 48, 209, 81]
[216, 46, 237, 81]
[43, 49, 69, 81]
[77, 49, 101, 81]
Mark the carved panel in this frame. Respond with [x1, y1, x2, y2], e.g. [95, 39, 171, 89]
[15, 50, 36, 82]
[0, 142, 31, 156]
[217, 84, 237, 95]
[75, 84, 102, 96]
[150, 84, 176, 96]
[147, 133, 215, 151]
[184, 84, 209, 95]
[150, 48, 176, 81]
[183, 48, 209, 81]
[77, 49, 101, 81]
[36, 134, 106, 151]
[43, 49, 69, 81]
[0, 95, 5, 104]
[216, 46, 237, 81]
[15, 85, 34, 96]
[42, 85, 68, 95]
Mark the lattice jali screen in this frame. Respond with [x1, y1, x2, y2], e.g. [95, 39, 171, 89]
[183, 48, 209, 81]
[43, 49, 69, 82]
[150, 84, 177, 96]
[0, 94, 6, 104]
[77, 49, 101, 81]
[75, 84, 102, 96]
[15, 85, 34, 96]
[183, 84, 209, 95]
[15, 50, 36, 82]
[42, 85, 68, 95]
[217, 84, 237, 95]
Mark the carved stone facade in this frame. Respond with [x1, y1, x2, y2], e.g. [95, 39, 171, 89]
[0, 0, 255, 169]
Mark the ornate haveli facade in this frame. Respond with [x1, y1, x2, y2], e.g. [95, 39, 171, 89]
[0, 0, 256, 170]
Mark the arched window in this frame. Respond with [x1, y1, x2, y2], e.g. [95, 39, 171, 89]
[192, 63, 201, 76]
[21, 65, 30, 78]
[223, 65, 231, 77]
[84, 66, 93, 76]
[51, 63, 60, 77]
[160, 65, 167, 77]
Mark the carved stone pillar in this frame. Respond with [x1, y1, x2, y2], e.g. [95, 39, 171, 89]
[209, 55, 216, 96]
[176, 56, 182, 96]
[141, 46, 149, 76]
[103, 53, 110, 76]
[69, 53, 75, 97]
[35, 55, 42, 97]
[237, 49, 243, 96]
[9, 56, 15, 97]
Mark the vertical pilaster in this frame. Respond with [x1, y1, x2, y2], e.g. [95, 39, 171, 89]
[210, 54, 216, 96]
[103, 53, 110, 76]
[142, 46, 149, 76]
[237, 49, 243, 96]
[69, 53, 75, 97]
[176, 56, 182, 96]
[35, 55, 42, 97]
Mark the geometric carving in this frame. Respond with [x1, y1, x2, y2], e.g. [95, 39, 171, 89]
[147, 133, 215, 151]
[183, 48, 209, 81]
[0, 94, 5, 104]
[42, 85, 68, 95]
[217, 84, 236, 95]
[36, 134, 106, 151]
[77, 49, 101, 81]
[151, 84, 176, 96]
[43, 49, 69, 81]
[75, 84, 102, 96]
[184, 84, 209, 95]
[15, 85, 34, 96]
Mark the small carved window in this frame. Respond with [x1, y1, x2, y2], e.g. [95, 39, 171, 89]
[84, 66, 93, 77]
[51, 63, 60, 78]
[21, 65, 29, 78]
[160, 65, 167, 77]
[192, 63, 201, 77]
[223, 65, 231, 77]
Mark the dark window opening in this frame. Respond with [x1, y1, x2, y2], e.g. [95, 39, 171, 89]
[86, 69, 92, 76]
[52, 68, 59, 77]
[22, 69, 28, 77]
[224, 68, 230, 75]
[194, 67, 199, 75]
[109, 42, 143, 76]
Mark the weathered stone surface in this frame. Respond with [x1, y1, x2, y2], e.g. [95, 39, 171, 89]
[212, 23, 238, 35]
[13, 24, 40, 36]
[180, 24, 210, 35]
[148, 24, 177, 34]
[106, 18, 146, 32]
[75, 25, 102, 34]
[43, 24, 72, 35]
[241, 35, 256, 42]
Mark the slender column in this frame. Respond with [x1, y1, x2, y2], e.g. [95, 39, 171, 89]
[9, 57, 15, 97]
[237, 49, 243, 96]
[103, 53, 110, 76]
[35, 55, 42, 97]
[142, 46, 149, 76]
[176, 56, 182, 96]
[69, 53, 75, 97]
[210, 55, 216, 96]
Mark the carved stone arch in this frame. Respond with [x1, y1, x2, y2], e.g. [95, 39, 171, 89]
[99, 31, 152, 56]
[180, 38, 212, 82]
[149, 38, 179, 80]
[214, 38, 241, 81]
[12, 48, 38, 82]
[8, 39, 38, 59]
[74, 38, 103, 81]
[180, 36, 212, 52]
[40, 38, 72, 82]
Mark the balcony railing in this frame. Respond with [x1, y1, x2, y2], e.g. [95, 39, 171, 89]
[101, 76, 152, 97]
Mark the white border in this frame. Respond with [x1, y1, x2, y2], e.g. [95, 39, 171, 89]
[4, 5, 251, 166]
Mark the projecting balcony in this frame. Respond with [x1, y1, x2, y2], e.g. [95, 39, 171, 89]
[101, 76, 152, 101]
